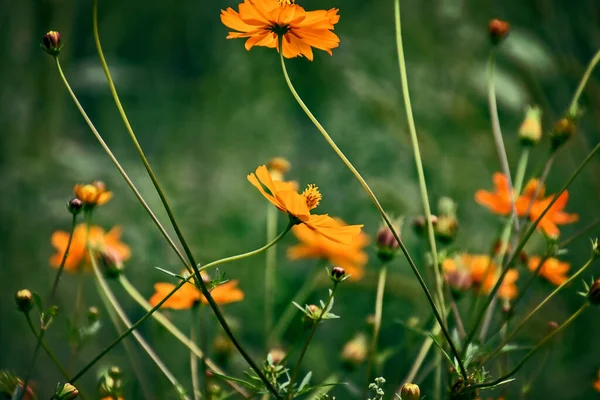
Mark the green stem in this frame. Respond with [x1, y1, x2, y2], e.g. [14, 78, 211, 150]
[24, 314, 71, 381]
[363, 265, 388, 399]
[470, 303, 587, 391]
[393, 0, 445, 317]
[118, 275, 249, 398]
[482, 255, 596, 364]
[401, 324, 440, 384]
[48, 214, 77, 304]
[190, 306, 203, 400]
[559, 217, 600, 248]
[568, 48, 600, 115]
[279, 49, 466, 383]
[269, 266, 321, 345]
[288, 285, 337, 399]
[265, 205, 278, 344]
[90, 248, 189, 399]
[53, 56, 189, 269]
[433, 350, 442, 400]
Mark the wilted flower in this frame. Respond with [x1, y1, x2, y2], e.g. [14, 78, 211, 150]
[528, 256, 570, 286]
[221, 0, 340, 61]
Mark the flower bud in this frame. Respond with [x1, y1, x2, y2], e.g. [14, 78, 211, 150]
[434, 216, 459, 243]
[15, 289, 33, 313]
[42, 31, 62, 55]
[400, 383, 420, 400]
[54, 383, 79, 400]
[341, 333, 368, 369]
[488, 19, 510, 45]
[547, 320, 559, 332]
[66, 198, 83, 215]
[87, 306, 100, 324]
[550, 117, 576, 151]
[267, 348, 286, 365]
[413, 215, 437, 237]
[267, 157, 291, 180]
[73, 182, 112, 207]
[592, 238, 599, 257]
[444, 268, 472, 299]
[588, 277, 600, 306]
[98, 251, 124, 278]
[330, 266, 347, 283]
[302, 304, 322, 325]
[519, 106, 542, 146]
[376, 226, 399, 262]
[98, 366, 123, 398]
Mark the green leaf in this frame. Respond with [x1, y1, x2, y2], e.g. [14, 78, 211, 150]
[32, 292, 43, 314]
[155, 267, 183, 280]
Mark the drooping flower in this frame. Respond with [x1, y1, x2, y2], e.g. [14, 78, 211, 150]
[220, 0, 340, 61]
[528, 256, 570, 286]
[149, 273, 244, 310]
[74, 181, 112, 206]
[49, 224, 131, 272]
[288, 219, 368, 280]
[529, 191, 578, 238]
[475, 173, 542, 216]
[248, 165, 362, 244]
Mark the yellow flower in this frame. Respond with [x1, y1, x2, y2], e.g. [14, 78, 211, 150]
[528, 256, 570, 286]
[287, 219, 368, 280]
[149, 273, 244, 310]
[74, 181, 112, 206]
[220, 0, 340, 61]
[49, 224, 130, 273]
[248, 165, 362, 244]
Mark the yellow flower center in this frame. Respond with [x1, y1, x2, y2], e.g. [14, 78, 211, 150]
[302, 184, 322, 210]
[277, 0, 294, 4]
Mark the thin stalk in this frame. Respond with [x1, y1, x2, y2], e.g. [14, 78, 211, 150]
[363, 265, 388, 399]
[393, 0, 445, 317]
[468, 142, 600, 347]
[54, 56, 189, 269]
[90, 249, 188, 399]
[265, 205, 279, 344]
[559, 217, 600, 248]
[288, 285, 337, 399]
[520, 152, 556, 228]
[482, 255, 596, 364]
[119, 275, 249, 398]
[401, 324, 440, 384]
[433, 350, 442, 400]
[24, 314, 71, 380]
[279, 52, 467, 382]
[48, 214, 77, 303]
[470, 303, 587, 391]
[190, 306, 204, 400]
[568, 48, 600, 115]
[487, 50, 520, 232]
[448, 291, 466, 340]
[269, 266, 321, 345]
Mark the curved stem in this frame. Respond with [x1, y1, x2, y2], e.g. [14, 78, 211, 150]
[24, 314, 71, 380]
[53, 56, 189, 269]
[363, 265, 388, 398]
[48, 214, 77, 303]
[482, 255, 596, 364]
[279, 49, 467, 383]
[471, 304, 587, 391]
[119, 275, 249, 398]
[568, 48, 600, 115]
[90, 248, 189, 399]
[288, 285, 337, 399]
[393, 0, 445, 317]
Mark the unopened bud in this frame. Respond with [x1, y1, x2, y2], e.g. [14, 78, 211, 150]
[551, 117, 576, 151]
[444, 268, 472, 298]
[42, 31, 62, 55]
[435, 216, 459, 243]
[66, 198, 83, 215]
[413, 215, 437, 237]
[376, 226, 399, 262]
[341, 333, 368, 369]
[588, 278, 600, 306]
[98, 251, 124, 278]
[519, 106, 542, 146]
[54, 383, 79, 400]
[547, 321, 559, 332]
[400, 383, 421, 400]
[87, 306, 100, 324]
[268, 348, 286, 365]
[488, 19, 510, 45]
[15, 289, 33, 313]
[330, 266, 347, 283]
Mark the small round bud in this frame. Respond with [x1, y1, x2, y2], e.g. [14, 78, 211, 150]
[267, 157, 291, 180]
[87, 306, 100, 324]
[376, 226, 399, 262]
[547, 320, 559, 332]
[108, 366, 123, 380]
[587, 277, 600, 306]
[444, 268, 472, 299]
[434, 216, 459, 243]
[208, 383, 222, 397]
[551, 117, 576, 151]
[330, 266, 346, 282]
[66, 198, 83, 215]
[42, 31, 62, 55]
[15, 289, 33, 313]
[267, 348, 286, 365]
[303, 304, 322, 325]
[488, 19, 510, 45]
[54, 383, 79, 400]
[341, 333, 368, 369]
[519, 106, 542, 146]
[400, 383, 420, 400]
[413, 215, 437, 237]
[98, 251, 124, 278]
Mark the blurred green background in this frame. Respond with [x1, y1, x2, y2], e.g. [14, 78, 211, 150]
[1, 0, 599, 398]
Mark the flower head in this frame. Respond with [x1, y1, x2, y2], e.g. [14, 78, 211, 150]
[475, 173, 541, 216]
[488, 19, 510, 45]
[49, 224, 131, 273]
[74, 181, 112, 207]
[220, 0, 340, 61]
[42, 31, 62, 55]
[529, 191, 578, 238]
[248, 165, 362, 244]
[528, 256, 570, 286]
[288, 220, 368, 280]
[149, 273, 244, 310]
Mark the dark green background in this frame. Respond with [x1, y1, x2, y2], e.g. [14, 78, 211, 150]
[1, 0, 599, 398]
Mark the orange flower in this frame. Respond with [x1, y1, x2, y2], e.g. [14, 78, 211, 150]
[594, 369, 600, 392]
[49, 224, 131, 272]
[149, 274, 244, 310]
[220, 0, 340, 61]
[287, 220, 369, 280]
[529, 191, 578, 237]
[528, 256, 570, 286]
[248, 165, 362, 244]
[443, 254, 518, 300]
[74, 181, 112, 206]
[475, 173, 542, 216]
